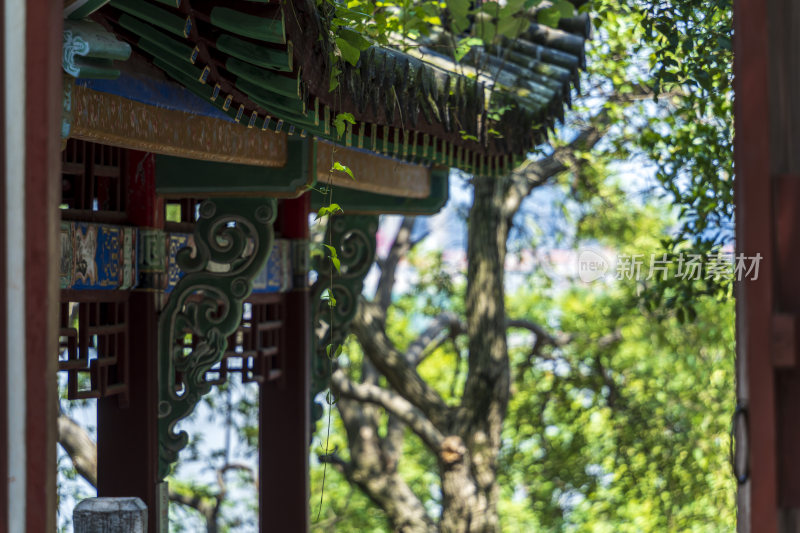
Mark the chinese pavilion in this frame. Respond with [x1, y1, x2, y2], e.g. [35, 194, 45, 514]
[0, 0, 588, 530]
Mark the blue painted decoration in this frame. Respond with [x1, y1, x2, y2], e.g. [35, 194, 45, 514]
[76, 72, 232, 121]
[60, 222, 138, 290]
[166, 235, 292, 293]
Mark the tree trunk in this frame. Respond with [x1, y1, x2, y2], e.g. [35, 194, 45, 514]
[439, 176, 509, 533]
[333, 392, 436, 533]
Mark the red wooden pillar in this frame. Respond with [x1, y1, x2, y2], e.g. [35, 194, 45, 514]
[97, 150, 164, 532]
[16, 0, 64, 530]
[734, 0, 776, 525]
[97, 292, 162, 531]
[260, 194, 310, 532]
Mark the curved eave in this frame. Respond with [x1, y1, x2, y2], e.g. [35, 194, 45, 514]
[86, 0, 588, 176]
[284, 0, 588, 165]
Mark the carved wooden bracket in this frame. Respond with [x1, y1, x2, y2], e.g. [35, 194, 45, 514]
[310, 215, 378, 426]
[157, 197, 276, 480]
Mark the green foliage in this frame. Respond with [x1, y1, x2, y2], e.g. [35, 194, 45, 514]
[453, 37, 480, 62]
[589, 0, 733, 315]
[501, 237, 735, 531]
[538, 0, 574, 27]
[332, 112, 356, 139]
[307, 203, 736, 530]
[322, 244, 342, 273]
[321, 287, 338, 308]
[320, 0, 568, 95]
[316, 203, 344, 220]
[331, 161, 354, 180]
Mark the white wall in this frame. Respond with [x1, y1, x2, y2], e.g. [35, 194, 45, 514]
[4, 0, 26, 530]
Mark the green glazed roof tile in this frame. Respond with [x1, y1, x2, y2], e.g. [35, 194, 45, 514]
[209, 7, 285, 44]
[216, 34, 292, 71]
[110, 0, 191, 38]
[92, 0, 589, 175]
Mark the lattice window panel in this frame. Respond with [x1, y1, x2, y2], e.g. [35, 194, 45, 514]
[205, 295, 285, 385]
[58, 299, 130, 405]
[61, 139, 127, 220]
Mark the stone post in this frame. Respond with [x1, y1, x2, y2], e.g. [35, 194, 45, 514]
[73, 497, 147, 533]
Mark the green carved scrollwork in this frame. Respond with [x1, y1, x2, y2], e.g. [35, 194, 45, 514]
[310, 215, 378, 426]
[63, 20, 131, 79]
[157, 198, 276, 481]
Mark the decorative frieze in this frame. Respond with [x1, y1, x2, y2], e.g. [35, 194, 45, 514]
[316, 140, 431, 198]
[253, 239, 292, 293]
[60, 222, 138, 290]
[137, 229, 167, 291]
[58, 222, 294, 294]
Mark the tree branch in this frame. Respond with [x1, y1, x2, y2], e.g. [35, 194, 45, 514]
[506, 318, 571, 347]
[321, 403, 435, 532]
[502, 84, 683, 223]
[57, 412, 98, 487]
[375, 216, 420, 311]
[403, 315, 567, 368]
[318, 452, 351, 471]
[352, 300, 450, 428]
[217, 462, 259, 495]
[168, 490, 218, 527]
[332, 370, 445, 451]
[319, 452, 434, 531]
[503, 107, 612, 221]
[405, 311, 463, 364]
[382, 415, 406, 472]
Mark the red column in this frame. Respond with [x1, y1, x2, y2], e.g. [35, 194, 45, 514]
[97, 150, 164, 532]
[24, 0, 63, 530]
[97, 292, 162, 532]
[772, 178, 800, 512]
[260, 194, 311, 532]
[734, 0, 777, 529]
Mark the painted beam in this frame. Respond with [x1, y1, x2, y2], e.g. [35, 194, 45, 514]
[311, 170, 448, 215]
[166, 235, 293, 293]
[155, 138, 312, 198]
[316, 139, 431, 198]
[67, 82, 287, 167]
[59, 222, 138, 290]
[77, 73, 231, 121]
[57, 219, 294, 293]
